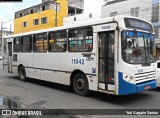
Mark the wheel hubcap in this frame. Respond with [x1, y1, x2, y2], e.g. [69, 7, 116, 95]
[76, 78, 85, 90]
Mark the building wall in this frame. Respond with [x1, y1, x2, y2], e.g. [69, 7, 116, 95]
[14, 0, 68, 34]
[152, 2, 160, 46]
[0, 30, 13, 52]
[63, 0, 106, 25]
[63, 13, 101, 25]
[102, 0, 152, 22]
[84, 0, 105, 18]
[68, 0, 84, 9]
[68, 0, 84, 16]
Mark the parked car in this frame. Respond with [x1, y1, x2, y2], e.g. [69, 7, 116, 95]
[157, 61, 160, 87]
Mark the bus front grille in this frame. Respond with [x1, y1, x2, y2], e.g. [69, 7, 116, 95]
[135, 71, 156, 84]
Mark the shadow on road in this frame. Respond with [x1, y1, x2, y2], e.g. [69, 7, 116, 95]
[7, 75, 74, 93]
[90, 91, 152, 106]
[7, 75, 153, 105]
[151, 87, 160, 92]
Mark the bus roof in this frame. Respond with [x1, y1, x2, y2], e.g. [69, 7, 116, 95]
[5, 15, 151, 38]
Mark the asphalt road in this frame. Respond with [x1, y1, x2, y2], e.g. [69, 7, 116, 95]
[0, 60, 160, 118]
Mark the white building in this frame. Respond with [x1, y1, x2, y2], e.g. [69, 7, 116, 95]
[152, 2, 160, 45]
[63, 0, 106, 25]
[102, 0, 152, 22]
[0, 30, 13, 52]
[68, 0, 84, 15]
[83, 0, 105, 18]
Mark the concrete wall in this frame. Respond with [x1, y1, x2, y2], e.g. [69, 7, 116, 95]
[102, 0, 152, 22]
[63, 0, 106, 25]
[84, 0, 105, 18]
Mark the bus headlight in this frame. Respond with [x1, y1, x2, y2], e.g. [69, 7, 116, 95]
[123, 74, 135, 84]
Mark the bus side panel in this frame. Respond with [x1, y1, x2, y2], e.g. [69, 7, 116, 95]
[59, 52, 97, 91]
[41, 70, 70, 85]
[12, 53, 33, 75]
[26, 68, 41, 80]
[32, 53, 59, 70]
[25, 67, 71, 85]
[18, 53, 33, 67]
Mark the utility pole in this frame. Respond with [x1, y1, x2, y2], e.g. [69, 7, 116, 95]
[53, 0, 58, 27]
[0, 22, 5, 52]
[10, 24, 12, 35]
[55, 2, 58, 27]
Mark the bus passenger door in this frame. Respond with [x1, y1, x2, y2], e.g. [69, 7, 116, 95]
[8, 42, 12, 73]
[98, 31, 115, 91]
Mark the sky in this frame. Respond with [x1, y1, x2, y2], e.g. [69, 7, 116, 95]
[0, 0, 41, 31]
[153, 0, 160, 4]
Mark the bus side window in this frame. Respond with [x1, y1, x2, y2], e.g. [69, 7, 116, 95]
[68, 27, 93, 52]
[48, 31, 67, 52]
[21, 36, 32, 52]
[13, 37, 21, 52]
[48, 38, 54, 51]
[33, 33, 47, 52]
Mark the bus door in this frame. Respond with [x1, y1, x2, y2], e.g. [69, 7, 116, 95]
[8, 42, 12, 73]
[98, 31, 115, 91]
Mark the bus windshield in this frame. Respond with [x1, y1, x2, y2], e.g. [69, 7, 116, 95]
[122, 31, 156, 64]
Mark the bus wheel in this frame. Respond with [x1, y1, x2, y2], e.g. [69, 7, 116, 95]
[73, 73, 89, 96]
[19, 66, 27, 81]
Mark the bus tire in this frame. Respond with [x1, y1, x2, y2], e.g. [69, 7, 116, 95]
[73, 73, 89, 96]
[19, 66, 27, 81]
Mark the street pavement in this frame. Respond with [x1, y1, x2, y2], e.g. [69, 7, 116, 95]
[0, 60, 160, 118]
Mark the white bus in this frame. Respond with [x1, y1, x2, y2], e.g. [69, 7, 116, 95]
[3, 16, 157, 96]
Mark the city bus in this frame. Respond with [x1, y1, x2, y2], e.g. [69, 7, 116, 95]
[2, 15, 157, 96]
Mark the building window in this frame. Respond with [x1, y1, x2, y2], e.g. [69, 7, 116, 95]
[42, 5, 46, 11]
[110, 12, 117, 17]
[30, 9, 33, 14]
[41, 17, 48, 24]
[22, 22, 27, 27]
[48, 31, 67, 52]
[21, 36, 32, 52]
[13, 37, 21, 52]
[154, 27, 159, 38]
[152, 4, 159, 23]
[15, 14, 18, 19]
[130, 7, 139, 17]
[20, 13, 22, 17]
[89, 13, 92, 18]
[33, 19, 39, 25]
[68, 27, 93, 52]
[33, 33, 48, 52]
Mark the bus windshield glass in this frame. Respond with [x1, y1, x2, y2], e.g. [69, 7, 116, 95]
[122, 31, 156, 64]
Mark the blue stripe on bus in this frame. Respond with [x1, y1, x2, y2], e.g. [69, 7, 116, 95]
[118, 72, 157, 95]
[136, 80, 156, 92]
[118, 72, 137, 95]
[122, 31, 155, 39]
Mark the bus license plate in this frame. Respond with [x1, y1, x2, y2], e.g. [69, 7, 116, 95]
[145, 85, 150, 90]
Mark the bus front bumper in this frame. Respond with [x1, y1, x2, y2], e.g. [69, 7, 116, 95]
[118, 72, 156, 95]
